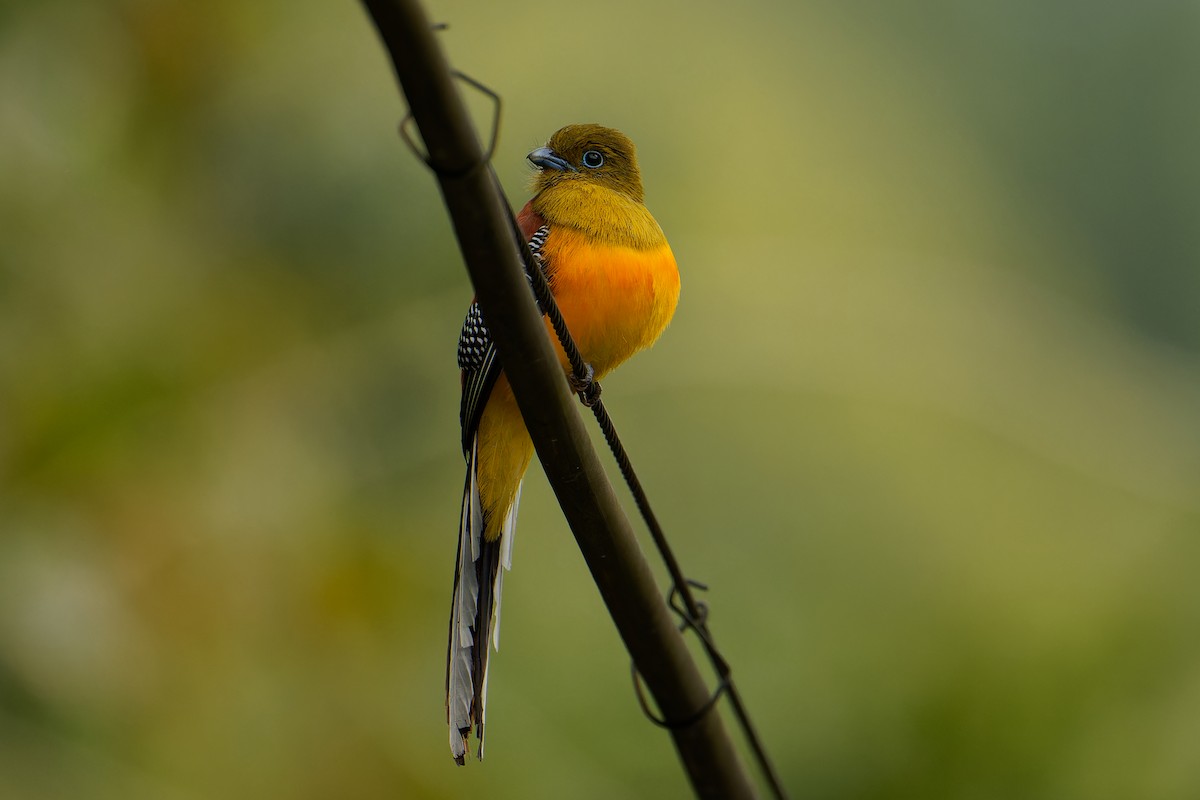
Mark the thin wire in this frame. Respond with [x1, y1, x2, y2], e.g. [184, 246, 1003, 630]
[499, 175, 791, 800]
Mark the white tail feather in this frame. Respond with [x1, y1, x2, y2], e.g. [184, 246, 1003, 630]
[447, 442, 482, 761]
[501, 483, 520, 571]
[490, 482, 520, 651]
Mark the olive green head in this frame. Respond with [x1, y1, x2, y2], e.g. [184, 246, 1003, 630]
[527, 124, 644, 203]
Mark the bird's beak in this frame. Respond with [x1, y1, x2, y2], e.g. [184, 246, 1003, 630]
[528, 146, 576, 172]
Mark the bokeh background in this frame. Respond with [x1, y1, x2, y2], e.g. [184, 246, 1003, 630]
[3, 0, 1199, 797]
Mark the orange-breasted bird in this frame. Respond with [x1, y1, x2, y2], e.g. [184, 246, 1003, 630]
[446, 124, 680, 763]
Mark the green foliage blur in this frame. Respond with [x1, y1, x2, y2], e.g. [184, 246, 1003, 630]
[3, 0, 1199, 797]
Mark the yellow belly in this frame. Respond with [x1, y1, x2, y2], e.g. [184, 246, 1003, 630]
[475, 228, 680, 535]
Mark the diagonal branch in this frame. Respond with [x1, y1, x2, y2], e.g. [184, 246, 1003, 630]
[358, 0, 757, 797]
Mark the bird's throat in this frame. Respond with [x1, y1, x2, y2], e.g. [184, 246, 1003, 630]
[531, 183, 666, 250]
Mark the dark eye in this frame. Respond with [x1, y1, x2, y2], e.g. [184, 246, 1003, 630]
[582, 150, 604, 169]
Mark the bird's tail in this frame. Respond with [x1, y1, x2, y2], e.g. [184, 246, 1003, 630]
[446, 439, 520, 763]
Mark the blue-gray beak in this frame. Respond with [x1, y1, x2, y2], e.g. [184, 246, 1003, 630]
[528, 146, 576, 172]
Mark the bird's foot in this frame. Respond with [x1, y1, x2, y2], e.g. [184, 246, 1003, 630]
[568, 363, 602, 407]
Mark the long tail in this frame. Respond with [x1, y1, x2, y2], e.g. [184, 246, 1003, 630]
[446, 439, 520, 763]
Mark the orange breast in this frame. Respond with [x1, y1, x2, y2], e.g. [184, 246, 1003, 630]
[541, 227, 680, 379]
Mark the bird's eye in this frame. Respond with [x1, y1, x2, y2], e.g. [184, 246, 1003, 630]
[582, 150, 604, 169]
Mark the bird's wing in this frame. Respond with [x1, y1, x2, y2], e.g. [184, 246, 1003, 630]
[456, 302, 501, 456]
[456, 214, 551, 454]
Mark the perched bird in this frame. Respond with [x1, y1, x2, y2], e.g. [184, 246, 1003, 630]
[446, 124, 681, 763]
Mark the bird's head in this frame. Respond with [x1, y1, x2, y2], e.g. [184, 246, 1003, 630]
[528, 124, 644, 203]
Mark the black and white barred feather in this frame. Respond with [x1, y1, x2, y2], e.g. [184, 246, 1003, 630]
[454, 225, 551, 457]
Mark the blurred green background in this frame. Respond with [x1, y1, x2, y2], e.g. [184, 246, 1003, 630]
[3, 0, 1199, 797]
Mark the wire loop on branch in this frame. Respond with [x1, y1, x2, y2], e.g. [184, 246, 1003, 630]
[398, 68, 501, 179]
[631, 579, 730, 730]
[633, 665, 730, 731]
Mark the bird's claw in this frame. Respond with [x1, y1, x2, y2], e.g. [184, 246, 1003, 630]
[569, 363, 602, 407]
